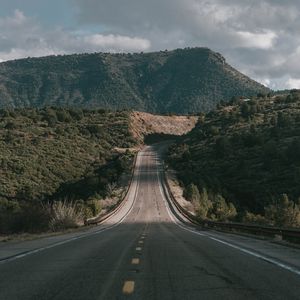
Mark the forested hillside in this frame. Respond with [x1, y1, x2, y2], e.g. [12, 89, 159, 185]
[0, 108, 136, 233]
[0, 48, 269, 113]
[167, 91, 300, 227]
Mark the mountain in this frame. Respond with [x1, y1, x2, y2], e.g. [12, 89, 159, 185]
[167, 90, 300, 227]
[0, 48, 269, 114]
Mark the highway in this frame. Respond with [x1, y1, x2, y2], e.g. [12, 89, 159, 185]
[0, 144, 300, 299]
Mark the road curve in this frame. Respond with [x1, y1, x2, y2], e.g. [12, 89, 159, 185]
[0, 144, 300, 300]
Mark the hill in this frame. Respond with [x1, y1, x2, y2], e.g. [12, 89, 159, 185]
[167, 91, 300, 227]
[0, 108, 138, 233]
[0, 48, 269, 113]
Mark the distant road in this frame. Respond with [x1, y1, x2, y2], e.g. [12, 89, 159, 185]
[0, 144, 300, 299]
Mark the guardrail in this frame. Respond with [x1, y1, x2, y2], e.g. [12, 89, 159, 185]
[163, 171, 300, 243]
[85, 153, 138, 226]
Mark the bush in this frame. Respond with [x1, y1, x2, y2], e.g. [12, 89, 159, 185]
[48, 201, 84, 231]
[4, 121, 17, 130]
[184, 183, 200, 203]
[243, 211, 267, 225]
[264, 194, 300, 227]
[56, 110, 72, 123]
[210, 195, 237, 221]
[215, 137, 231, 158]
[196, 188, 212, 219]
[0, 200, 49, 234]
[86, 197, 102, 216]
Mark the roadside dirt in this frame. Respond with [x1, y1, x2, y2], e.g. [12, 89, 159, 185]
[165, 168, 196, 215]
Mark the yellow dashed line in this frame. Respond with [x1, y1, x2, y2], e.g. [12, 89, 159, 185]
[131, 258, 140, 265]
[122, 281, 135, 294]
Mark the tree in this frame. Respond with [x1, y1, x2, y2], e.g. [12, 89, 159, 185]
[215, 137, 231, 158]
[4, 121, 17, 130]
[286, 139, 300, 163]
[184, 183, 200, 204]
[277, 112, 293, 128]
[197, 188, 212, 219]
[56, 110, 72, 123]
[210, 194, 237, 221]
[265, 194, 300, 227]
[241, 102, 251, 119]
[42, 108, 58, 126]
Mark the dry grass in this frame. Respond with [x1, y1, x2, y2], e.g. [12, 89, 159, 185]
[48, 201, 84, 231]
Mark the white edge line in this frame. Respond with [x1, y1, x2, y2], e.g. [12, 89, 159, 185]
[155, 153, 300, 277]
[0, 153, 142, 265]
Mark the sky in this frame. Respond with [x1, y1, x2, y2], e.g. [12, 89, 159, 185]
[0, 0, 299, 90]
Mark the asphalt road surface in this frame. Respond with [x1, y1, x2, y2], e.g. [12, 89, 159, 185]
[0, 144, 300, 300]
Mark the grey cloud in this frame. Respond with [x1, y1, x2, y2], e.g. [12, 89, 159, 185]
[72, 0, 300, 89]
[0, 10, 151, 62]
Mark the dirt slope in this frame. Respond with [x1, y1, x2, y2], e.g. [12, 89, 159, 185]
[130, 111, 198, 142]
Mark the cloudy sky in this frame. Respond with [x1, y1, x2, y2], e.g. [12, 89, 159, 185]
[0, 0, 299, 90]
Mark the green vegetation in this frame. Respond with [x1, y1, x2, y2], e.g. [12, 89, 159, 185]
[0, 48, 269, 114]
[0, 108, 136, 234]
[167, 91, 300, 227]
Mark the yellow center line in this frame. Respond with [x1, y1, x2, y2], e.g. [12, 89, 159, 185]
[122, 281, 135, 294]
[131, 258, 140, 265]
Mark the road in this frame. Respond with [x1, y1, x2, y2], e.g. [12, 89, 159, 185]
[0, 144, 300, 299]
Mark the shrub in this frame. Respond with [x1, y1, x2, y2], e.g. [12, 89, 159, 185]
[0, 200, 49, 234]
[106, 182, 118, 198]
[210, 195, 237, 221]
[243, 211, 267, 225]
[56, 110, 72, 123]
[197, 188, 212, 219]
[215, 137, 231, 158]
[86, 197, 102, 217]
[4, 122, 17, 130]
[264, 194, 300, 227]
[184, 183, 200, 203]
[48, 200, 84, 231]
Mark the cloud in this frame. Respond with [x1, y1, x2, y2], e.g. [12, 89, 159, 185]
[2, 2, 300, 90]
[235, 31, 277, 50]
[286, 78, 300, 89]
[71, 0, 300, 90]
[0, 10, 151, 62]
[83, 34, 150, 52]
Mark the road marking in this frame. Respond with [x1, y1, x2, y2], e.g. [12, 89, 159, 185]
[131, 258, 140, 265]
[156, 156, 300, 277]
[136, 247, 142, 251]
[122, 281, 135, 294]
[209, 236, 300, 276]
[138, 240, 144, 244]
